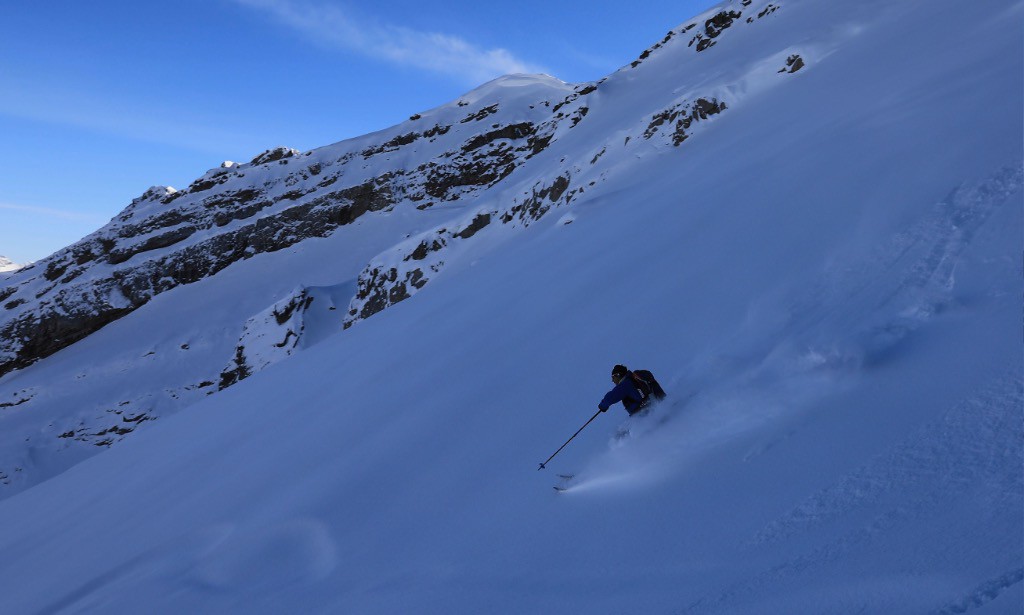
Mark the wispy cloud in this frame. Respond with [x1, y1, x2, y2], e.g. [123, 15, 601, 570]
[0, 202, 107, 223]
[233, 0, 547, 84]
[0, 89, 263, 159]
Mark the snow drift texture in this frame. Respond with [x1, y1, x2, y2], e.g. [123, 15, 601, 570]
[0, 0, 1021, 613]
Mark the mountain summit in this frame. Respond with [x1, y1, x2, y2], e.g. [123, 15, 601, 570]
[0, 0, 1020, 613]
[0, 256, 20, 273]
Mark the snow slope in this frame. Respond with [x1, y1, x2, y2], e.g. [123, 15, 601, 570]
[0, 0, 1021, 613]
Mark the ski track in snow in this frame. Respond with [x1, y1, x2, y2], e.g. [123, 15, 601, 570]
[554, 163, 1023, 500]
[678, 371, 1023, 614]
[768, 163, 1023, 376]
[546, 160, 1024, 612]
[752, 373, 1024, 546]
[36, 519, 337, 614]
[932, 567, 1024, 614]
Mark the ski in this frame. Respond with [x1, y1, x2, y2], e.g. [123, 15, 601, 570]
[553, 473, 575, 492]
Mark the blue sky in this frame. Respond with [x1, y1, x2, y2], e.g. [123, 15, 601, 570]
[1, 0, 716, 264]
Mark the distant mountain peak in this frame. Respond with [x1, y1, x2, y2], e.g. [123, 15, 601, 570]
[0, 256, 21, 273]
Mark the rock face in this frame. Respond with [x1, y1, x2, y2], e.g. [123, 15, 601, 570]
[643, 98, 728, 146]
[344, 172, 575, 327]
[0, 79, 574, 378]
[219, 288, 313, 390]
[0, 74, 597, 377]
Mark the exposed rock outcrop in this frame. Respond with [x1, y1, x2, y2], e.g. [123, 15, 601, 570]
[220, 288, 313, 389]
[0, 78, 592, 378]
[644, 97, 728, 146]
[345, 172, 575, 328]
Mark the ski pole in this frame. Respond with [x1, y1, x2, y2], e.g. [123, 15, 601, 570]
[538, 409, 603, 470]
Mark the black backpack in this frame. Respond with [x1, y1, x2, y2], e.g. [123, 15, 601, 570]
[631, 369, 667, 401]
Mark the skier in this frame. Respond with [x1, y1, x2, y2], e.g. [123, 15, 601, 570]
[539, 365, 668, 471]
[598, 364, 666, 416]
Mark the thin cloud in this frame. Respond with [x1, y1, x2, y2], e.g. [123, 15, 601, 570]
[0, 64, 270, 159]
[0, 92, 262, 159]
[233, 0, 547, 84]
[0, 202, 107, 223]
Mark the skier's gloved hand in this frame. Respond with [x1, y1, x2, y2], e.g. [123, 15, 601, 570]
[598, 405, 607, 412]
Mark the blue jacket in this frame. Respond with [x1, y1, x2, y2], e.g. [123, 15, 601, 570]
[599, 376, 646, 415]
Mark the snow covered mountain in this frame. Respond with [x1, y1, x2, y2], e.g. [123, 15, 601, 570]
[0, 0, 1021, 612]
[0, 73, 586, 492]
[0, 256, 21, 274]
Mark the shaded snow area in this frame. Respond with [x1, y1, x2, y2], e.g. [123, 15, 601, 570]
[0, 0, 1021, 613]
